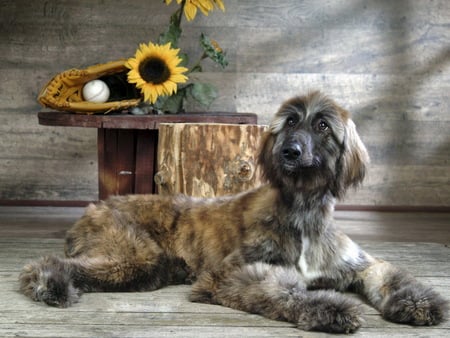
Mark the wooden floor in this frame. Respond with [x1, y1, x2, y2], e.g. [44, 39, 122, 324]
[0, 206, 449, 337]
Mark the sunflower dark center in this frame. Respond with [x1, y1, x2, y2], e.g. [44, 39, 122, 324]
[139, 57, 170, 84]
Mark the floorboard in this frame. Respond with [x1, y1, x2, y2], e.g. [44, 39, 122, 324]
[0, 207, 449, 337]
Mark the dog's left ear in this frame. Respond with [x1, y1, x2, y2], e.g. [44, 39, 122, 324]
[336, 118, 370, 197]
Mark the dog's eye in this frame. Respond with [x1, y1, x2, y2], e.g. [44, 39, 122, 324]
[316, 120, 329, 132]
[286, 116, 298, 127]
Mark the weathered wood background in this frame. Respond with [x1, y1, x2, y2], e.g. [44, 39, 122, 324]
[1, 0, 449, 206]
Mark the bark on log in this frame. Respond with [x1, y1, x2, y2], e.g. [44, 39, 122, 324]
[156, 123, 267, 197]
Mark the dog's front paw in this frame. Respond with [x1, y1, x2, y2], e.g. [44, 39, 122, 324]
[19, 256, 80, 308]
[297, 291, 363, 333]
[382, 285, 448, 325]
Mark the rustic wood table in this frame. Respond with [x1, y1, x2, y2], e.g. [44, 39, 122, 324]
[38, 112, 258, 200]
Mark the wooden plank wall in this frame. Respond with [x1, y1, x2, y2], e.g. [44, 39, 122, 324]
[0, 0, 449, 206]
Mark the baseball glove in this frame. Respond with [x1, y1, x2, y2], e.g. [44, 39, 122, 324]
[38, 60, 142, 114]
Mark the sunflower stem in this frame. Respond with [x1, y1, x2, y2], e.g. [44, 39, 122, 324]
[177, 0, 186, 27]
[188, 52, 208, 74]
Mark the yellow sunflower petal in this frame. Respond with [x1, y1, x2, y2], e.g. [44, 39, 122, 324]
[163, 81, 177, 95]
[126, 41, 189, 104]
[193, 0, 213, 16]
[183, 2, 198, 21]
[172, 0, 225, 21]
[214, 0, 225, 11]
[170, 74, 188, 83]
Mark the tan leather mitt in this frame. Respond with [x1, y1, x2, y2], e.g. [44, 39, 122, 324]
[38, 60, 142, 114]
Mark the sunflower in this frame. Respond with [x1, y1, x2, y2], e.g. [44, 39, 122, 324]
[165, 0, 225, 21]
[125, 42, 188, 104]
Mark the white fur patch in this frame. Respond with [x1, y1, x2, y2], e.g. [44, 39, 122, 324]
[298, 235, 364, 281]
[340, 237, 363, 265]
[298, 237, 325, 280]
[299, 256, 324, 280]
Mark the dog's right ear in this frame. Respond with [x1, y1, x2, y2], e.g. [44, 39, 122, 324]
[257, 130, 276, 182]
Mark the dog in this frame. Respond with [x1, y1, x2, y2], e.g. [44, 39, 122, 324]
[20, 91, 447, 333]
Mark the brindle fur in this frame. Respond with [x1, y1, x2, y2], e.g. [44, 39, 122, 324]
[20, 92, 447, 333]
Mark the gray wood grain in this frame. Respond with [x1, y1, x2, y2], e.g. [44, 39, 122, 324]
[0, 208, 449, 337]
[0, 0, 449, 206]
[1, 238, 449, 337]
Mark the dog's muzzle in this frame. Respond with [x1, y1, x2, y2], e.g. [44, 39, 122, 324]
[282, 143, 302, 162]
[281, 136, 318, 171]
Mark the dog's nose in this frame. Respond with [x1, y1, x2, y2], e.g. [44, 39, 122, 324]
[282, 144, 302, 161]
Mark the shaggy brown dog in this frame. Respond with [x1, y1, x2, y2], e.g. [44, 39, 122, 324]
[20, 91, 447, 333]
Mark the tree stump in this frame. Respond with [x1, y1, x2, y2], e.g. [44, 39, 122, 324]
[155, 123, 268, 197]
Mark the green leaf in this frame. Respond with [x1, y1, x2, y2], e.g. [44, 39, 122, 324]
[179, 53, 189, 67]
[158, 11, 182, 47]
[161, 89, 186, 113]
[190, 64, 202, 73]
[200, 33, 229, 69]
[188, 83, 218, 107]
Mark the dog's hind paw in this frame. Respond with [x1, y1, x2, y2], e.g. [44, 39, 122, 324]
[19, 256, 80, 308]
[382, 285, 448, 326]
[297, 291, 363, 333]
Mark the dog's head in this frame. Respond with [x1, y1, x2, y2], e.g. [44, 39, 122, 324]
[258, 91, 369, 199]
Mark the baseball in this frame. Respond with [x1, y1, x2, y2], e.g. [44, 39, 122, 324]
[82, 80, 110, 103]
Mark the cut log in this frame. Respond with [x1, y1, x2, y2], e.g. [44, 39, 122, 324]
[156, 123, 268, 197]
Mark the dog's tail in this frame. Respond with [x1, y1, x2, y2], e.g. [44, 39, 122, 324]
[19, 254, 191, 308]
